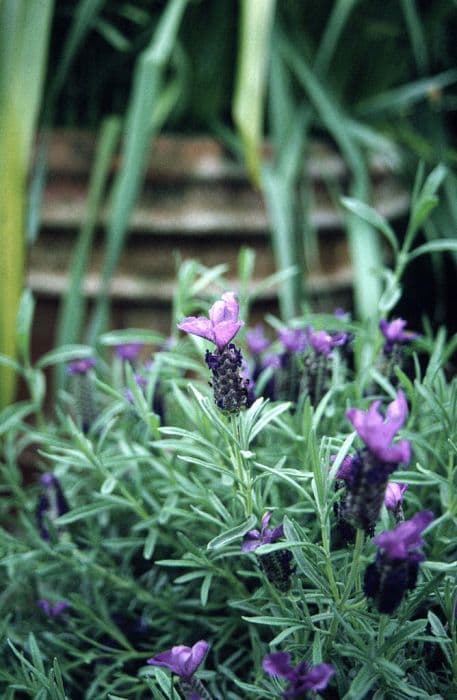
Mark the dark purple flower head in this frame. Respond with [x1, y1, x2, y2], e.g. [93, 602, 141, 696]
[37, 599, 69, 618]
[333, 454, 357, 482]
[67, 357, 96, 375]
[246, 324, 271, 354]
[306, 328, 349, 356]
[278, 328, 307, 353]
[346, 390, 411, 465]
[263, 652, 334, 698]
[177, 292, 244, 351]
[308, 330, 334, 356]
[147, 641, 209, 681]
[374, 510, 434, 560]
[115, 343, 143, 361]
[242, 512, 284, 553]
[384, 482, 408, 511]
[380, 318, 418, 347]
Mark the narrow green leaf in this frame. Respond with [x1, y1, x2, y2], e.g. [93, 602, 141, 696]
[207, 515, 257, 550]
[340, 197, 398, 253]
[233, 0, 276, 184]
[408, 239, 457, 261]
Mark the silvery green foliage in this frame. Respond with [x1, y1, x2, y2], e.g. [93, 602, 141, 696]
[0, 270, 456, 700]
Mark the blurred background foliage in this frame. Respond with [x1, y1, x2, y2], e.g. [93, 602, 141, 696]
[1, 0, 457, 408]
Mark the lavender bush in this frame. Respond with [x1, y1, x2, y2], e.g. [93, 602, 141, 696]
[0, 185, 456, 698]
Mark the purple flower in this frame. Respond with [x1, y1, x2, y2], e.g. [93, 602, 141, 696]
[241, 512, 284, 553]
[364, 511, 433, 613]
[384, 482, 408, 511]
[307, 330, 334, 356]
[37, 599, 69, 618]
[263, 651, 334, 698]
[374, 511, 434, 560]
[278, 328, 307, 353]
[115, 343, 143, 361]
[66, 357, 96, 375]
[333, 454, 357, 482]
[246, 324, 271, 354]
[380, 318, 418, 348]
[177, 292, 244, 351]
[147, 641, 209, 681]
[346, 390, 411, 465]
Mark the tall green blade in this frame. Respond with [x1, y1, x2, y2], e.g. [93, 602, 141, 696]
[233, 0, 276, 186]
[53, 116, 121, 392]
[0, 0, 54, 407]
[279, 34, 383, 319]
[87, 0, 189, 343]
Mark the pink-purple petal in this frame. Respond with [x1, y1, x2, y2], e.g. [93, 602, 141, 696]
[213, 320, 244, 350]
[177, 317, 215, 343]
[262, 651, 293, 678]
[302, 663, 335, 691]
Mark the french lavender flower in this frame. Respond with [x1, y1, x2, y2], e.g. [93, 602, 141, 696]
[379, 318, 418, 385]
[342, 391, 411, 534]
[178, 293, 249, 413]
[246, 324, 271, 355]
[263, 651, 335, 699]
[37, 599, 69, 618]
[147, 640, 213, 700]
[115, 342, 143, 362]
[301, 328, 347, 405]
[379, 318, 418, 353]
[67, 357, 97, 433]
[384, 481, 408, 522]
[364, 510, 434, 613]
[274, 328, 307, 403]
[242, 512, 294, 592]
[36, 473, 69, 541]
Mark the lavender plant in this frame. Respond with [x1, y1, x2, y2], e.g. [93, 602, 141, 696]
[0, 200, 456, 698]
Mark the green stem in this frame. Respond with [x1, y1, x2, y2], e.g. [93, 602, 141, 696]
[342, 528, 365, 603]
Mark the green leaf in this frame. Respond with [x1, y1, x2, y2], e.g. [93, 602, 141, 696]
[207, 515, 257, 550]
[98, 329, 164, 346]
[37, 344, 94, 369]
[56, 501, 117, 525]
[340, 197, 398, 252]
[408, 238, 457, 261]
[233, 0, 276, 184]
[16, 289, 35, 366]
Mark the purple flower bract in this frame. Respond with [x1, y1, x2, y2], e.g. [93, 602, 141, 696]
[241, 512, 284, 553]
[346, 390, 411, 465]
[147, 640, 209, 680]
[263, 651, 334, 698]
[177, 292, 244, 351]
[374, 510, 434, 560]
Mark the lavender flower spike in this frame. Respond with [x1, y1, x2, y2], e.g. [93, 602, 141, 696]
[380, 318, 418, 348]
[242, 513, 293, 591]
[263, 651, 334, 698]
[374, 510, 434, 559]
[66, 357, 96, 375]
[384, 482, 408, 511]
[147, 641, 209, 681]
[115, 342, 143, 361]
[37, 599, 70, 618]
[246, 324, 270, 354]
[364, 511, 434, 613]
[177, 292, 243, 351]
[278, 328, 307, 353]
[241, 512, 284, 553]
[346, 390, 411, 465]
